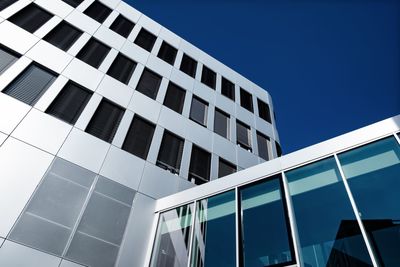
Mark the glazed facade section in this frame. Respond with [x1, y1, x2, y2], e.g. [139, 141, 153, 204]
[151, 134, 400, 267]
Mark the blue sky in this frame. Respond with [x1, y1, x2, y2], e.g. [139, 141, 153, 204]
[126, 0, 400, 153]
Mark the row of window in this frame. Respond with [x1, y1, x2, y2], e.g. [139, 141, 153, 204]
[0, 59, 277, 184]
[151, 135, 400, 267]
[3, 1, 273, 124]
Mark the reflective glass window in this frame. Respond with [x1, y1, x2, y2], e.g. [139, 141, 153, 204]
[0, 45, 19, 74]
[190, 96, 208, 127]
[134, 28, 157, 52]
[44, 21, 83, 51]
[83, 1, 112, 23]
[240, 88, 253, 113]
[157, 131, 184, 174]
[286, 157, 373, 267]
[107, 53, 137, 85]
[136, 68, 162, 99]
[218, 158, 236, 178]
[76, 38, 110, 68]
[257, 131, 271, 161]
[201, 65, 216, 89]
[110, 15, 134, 38]
[236, 120, 252, 151]
[180, 54, 197, 78]
[240, 175, 294, 267]
[163, 82, 186, 114]
[214, 108, 230, 139]
[191, 191, 236, 267]
[338, 137, 400, 267]
[188, 145, 211, 185]
[158, 41, 178, 65]
[8, 3, 53, 33]
[221, 77, 235, 101]
[151, 204, 194, 267]
[0, 0, 17, 11]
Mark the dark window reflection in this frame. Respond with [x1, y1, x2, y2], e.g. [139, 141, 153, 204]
[151, 204, 193, 267]
[240, 175, 295, 267]
[339, 137, 400, 267]
[286, 157, 373, 267]
[190, 190, 236, 267]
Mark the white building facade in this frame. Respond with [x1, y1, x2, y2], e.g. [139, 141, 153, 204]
[0, 1, 281, 267]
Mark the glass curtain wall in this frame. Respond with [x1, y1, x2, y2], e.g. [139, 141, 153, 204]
[285, 157, 373, 267]
[338, 137, 400, 267]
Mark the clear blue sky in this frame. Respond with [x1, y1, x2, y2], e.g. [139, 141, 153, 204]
[126, 0, 400, 154]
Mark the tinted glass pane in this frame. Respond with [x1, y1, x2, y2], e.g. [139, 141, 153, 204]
[0, 0, 16, 11]
[240, 176, 294, 267]
[85, 100, 124, 143]
[191, 191, 236, 267]
[338, 137, 400, 267]
[189, 145, 211, 185]
[8, 3, 53, 33]
[257, 132, 270, 161]
[163, 82, 186, 114]
[151, 204, 193, 267]
[190, 96, 208, 126]
[257, 99, 271, 123]
[107, 53, 136, 84]
[286, 157, 373, 267]
[122, 116, 155, 159]
[77, 38, 110, 68]
[134, 28, 157, 52]
[221, 77, 235, 101]
[240, 89, 253, 113]
[136, 68, 162, 99]
[276, 141, 282, 157]
[2, 64, 56, 105]
[0, 46, 18, 74]
[236, 120, 251, 151]
[218, 158, 236, 178]
[46, 81, 92, 124]
[83, 1, 112, 23]
[201, 65, 216, 89]
[158, 41, 178, 65]
[44, 21, 82, 51]
[180, 54, 197, 78]
[157, 131, 184, 173]
[110, 15, 134, 38]
[214, 109, 229, 138]
[61, 0, 83, 8]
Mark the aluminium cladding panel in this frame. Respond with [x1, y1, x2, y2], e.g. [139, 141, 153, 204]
[0, 137, 54, 238]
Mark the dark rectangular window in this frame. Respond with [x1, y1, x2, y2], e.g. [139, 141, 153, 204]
[157, 131, 184, 174]
[110, 15, 134, 38]
[85, 99, 124, 143]
[257, 99, 272, 123]
[83, 1, 112, 23]
[61, 0, 84, 8]
[221, 77, 235, 101]
[157, 41, 177, 65]
[214, 108, 230, 139]
[163, 82, 186, 114]
[2, 64, 56, 105]
[8, 3, 53, 33]
[76, 38, 110, 68]
[256, 131, 271, 161]
[0, 45, 19, 74]
[189, 145, 211, 185]
[134, 28, 157, 52]
[180, 54, 197, 78]
[236, 120, 252, 151]
[240, 88, 253, 113]
[0, 0, 17, 11]
[107, 53, 136, 85]
[46, 81, 92, 125]
[201, 65, 216, 89]
[136, 68, 162, 99]
[190, 96, 208, 127]
[122, 116, 155, 159]
[44, 21, 83, 51]
[275, 141, 282, 157]
[218, 158, 236, 178]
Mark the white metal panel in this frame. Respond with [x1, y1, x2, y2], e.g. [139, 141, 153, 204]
[0, 94, 31, 135]
[120, 41, 149, 66]
[157, 106, 187, 137]
[0, 132, 7, 146]
[73, 93, 102, 131]
[213, 134, 237, 164]
[169, 67, 195, 92]
[158, 27, 181, 49]
[98, 48, 118, 74]
[34, 75, 69, 112]
[57, 128, 110, 173]
[93, 25, 125, 50]
[59, 259, 86, 267]
[0, 21, 39, 54]
[237, 146, 259, 169]
[65, 9, 100, 35]
[146, 54, 172, 79]
[96, 75, 134, 108]
[34, 0, 73, 18]
[0, 241, 60, 267]
[100, 0, 120, 9]
[128, 91, 161, 124]
[215, 89, 236, 115]
[112, 109, 134, 148]
[100, 145, 145, 190]
[34, 16, 62, 39]
[236, 105, 255, 128]
[116, 193, 156, 267]
[115, 1, 141, 24]
[26, 40, 73, 73]
[193, 81, 216, 108]
[0, 137, 54, 237]
[0, 0, 30, 19]
[185, 119, 213, 152]
[136, 14, 162, 37]
[62, 58, 104, 91]
[11, 108, 72, 155]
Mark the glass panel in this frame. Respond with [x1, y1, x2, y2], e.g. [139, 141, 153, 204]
[237, 121, 251, 151]
[190, 191, 236, 267]
[44, 21, 83, 51]
[107, 53, 136, 84]
[77, 38, 110, 68]
[218, 158, 236, 178]
[151, 204, 193, 267]
[0, 46, 18, 74]
[240, 88, 253, 113]
[221, 77, 235, 101]
[83, 1, 112, 23]
[136, 68, 162, 99]
[134, 28, 157, 52]
[158, 41, 177, 65]
[286, 157, 373, 267]
[157, 131, 184, 173]
[8, 3, 53, 33]
[257, 132, 270, 161]
[163, 82, 186, 114]
[180, 54, 197, 78]
[110, 15, 134, 38]
[240, 175, 294, 267]
[190, 96, 208, 126]
[214, 109, 229, 139]
[338, 137, 400, 267]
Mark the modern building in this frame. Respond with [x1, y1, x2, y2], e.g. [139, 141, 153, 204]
[0, 0, 280, 267]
